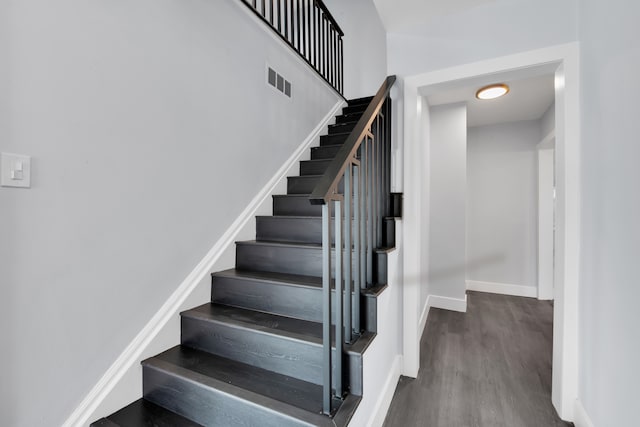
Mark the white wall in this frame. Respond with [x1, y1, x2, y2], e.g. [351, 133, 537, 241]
[0, 2, 345, 426]
[578, 0, 640, 425]
[349, 222, 404, 427]
[541, 102, 556, 138]
[428, 104, 467, 299]
[466, 120, 541, 291]
[386, 0, 578, 77]
[323, 0, 388, 99]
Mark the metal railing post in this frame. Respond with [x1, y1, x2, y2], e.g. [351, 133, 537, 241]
[334, 198, 343, 398]
[322, 202, 332, 415]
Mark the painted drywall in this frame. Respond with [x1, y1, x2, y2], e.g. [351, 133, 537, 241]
[323, 0, 388, 99]
[466, 120, 541, 290]
[541, 102, 555, 138]
[349, 221, 404, 427]
[0, 1, 343, 426]
[386, 0, 578, 77]
[578, 0, 640, 425]
[428, 103, 467, 299]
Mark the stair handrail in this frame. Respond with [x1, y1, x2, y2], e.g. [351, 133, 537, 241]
[308, 76, 396, 416]
[309, 75, 396, 205]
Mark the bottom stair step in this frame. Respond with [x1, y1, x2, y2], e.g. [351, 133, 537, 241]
[92, 399, 203, 427]
[143, 346, 360, 426]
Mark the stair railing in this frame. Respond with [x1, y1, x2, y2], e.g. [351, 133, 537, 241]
[240, 0, 344, 96]
[309, 76, 396, 415]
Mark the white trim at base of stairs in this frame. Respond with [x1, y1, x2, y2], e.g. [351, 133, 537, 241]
[574, 399, 595, 427]
[367, 355, 402, 427]
[62, 100, 345, 427]
[466, 280, 537, 298]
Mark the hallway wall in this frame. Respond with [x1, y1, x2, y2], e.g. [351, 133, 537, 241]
[428, 103, 467, 300]
[578, 0, 640, 424]
[466, 120, 542, 292]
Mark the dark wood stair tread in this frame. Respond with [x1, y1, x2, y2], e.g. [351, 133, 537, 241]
[236, 239, 322, 249]
[182, 303, 323, 342]
[96, 399, 203, 427]
[145, 346, 336, 414]
[214, 267, 322, 288]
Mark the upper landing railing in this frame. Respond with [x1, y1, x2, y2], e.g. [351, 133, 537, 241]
[240, 0, 344, 96]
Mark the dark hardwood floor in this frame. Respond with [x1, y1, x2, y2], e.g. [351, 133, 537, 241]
[383, 291, 573, 427]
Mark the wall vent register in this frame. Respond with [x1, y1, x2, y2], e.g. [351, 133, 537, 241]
[268, 67, 292, 98]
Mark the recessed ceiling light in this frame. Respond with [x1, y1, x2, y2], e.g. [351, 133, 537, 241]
[476, 83, 510, 100]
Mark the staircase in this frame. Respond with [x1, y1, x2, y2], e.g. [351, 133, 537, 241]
[92, 93, 398, 427]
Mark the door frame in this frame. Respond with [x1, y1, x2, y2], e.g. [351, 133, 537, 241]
[400, 43, 580, 421]
[538, 132, 556, 300]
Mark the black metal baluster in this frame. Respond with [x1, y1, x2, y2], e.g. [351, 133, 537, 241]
[296, 0, 301, 53]
[353, 161, 361, 333]
[344, 164, 353, 344]
[284, 0, 289, 40]
[277, 0, 281, 32]
[333, 31, 337, 89]
[322, 202, 332, 415]
[316, 6, 320, 73]
[334, 197, 343, 398]
[341, 38, 344, 94]
[269, 0, 274, 24]
[366, 135, 373, 286]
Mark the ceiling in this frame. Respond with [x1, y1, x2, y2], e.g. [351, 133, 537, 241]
[372, 0, 496, 33]
[426, 73, 555, 127]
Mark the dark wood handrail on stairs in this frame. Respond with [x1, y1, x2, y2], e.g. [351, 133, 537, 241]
[308, 75, 396, 414]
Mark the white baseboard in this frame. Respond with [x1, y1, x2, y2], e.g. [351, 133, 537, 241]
[418, 298, 431, 336]
[427, 294, 468, 313]
[466, 280, 537, 298]
[574, 399, 595, 427]
[62, 100, 345, 427]
[367, 355, 402, 427]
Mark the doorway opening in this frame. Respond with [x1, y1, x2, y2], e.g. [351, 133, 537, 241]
[401, 43, 580, 421]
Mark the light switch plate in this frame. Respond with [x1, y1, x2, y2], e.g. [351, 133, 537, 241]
[1, 152, 31, 188]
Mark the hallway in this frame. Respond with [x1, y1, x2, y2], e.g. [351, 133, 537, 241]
[383, 291, 572, 427]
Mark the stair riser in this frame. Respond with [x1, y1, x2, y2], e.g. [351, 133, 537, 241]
[300, 160, 332, 176]
[257, 216, 321, 244]
[212, 275, 377, 331]
[182, 315, 321, 384]
[287, 175, 344, 195]
[272, 196, 343, 217]
[320, 133, 350, 146]
[342, 104, 368, 115]
[311, 145, 341, 160]
[328, 121, 357, 135]
[143, 364, 308, 427]
[384, 218, 396, 247]
[236, 243, 387, 284]
[335, 113, 363, 124]
[273, 196, 323, 216]
[257, 216, 357, 244]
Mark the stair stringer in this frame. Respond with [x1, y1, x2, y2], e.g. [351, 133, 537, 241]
[63, 100, 345, 427]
